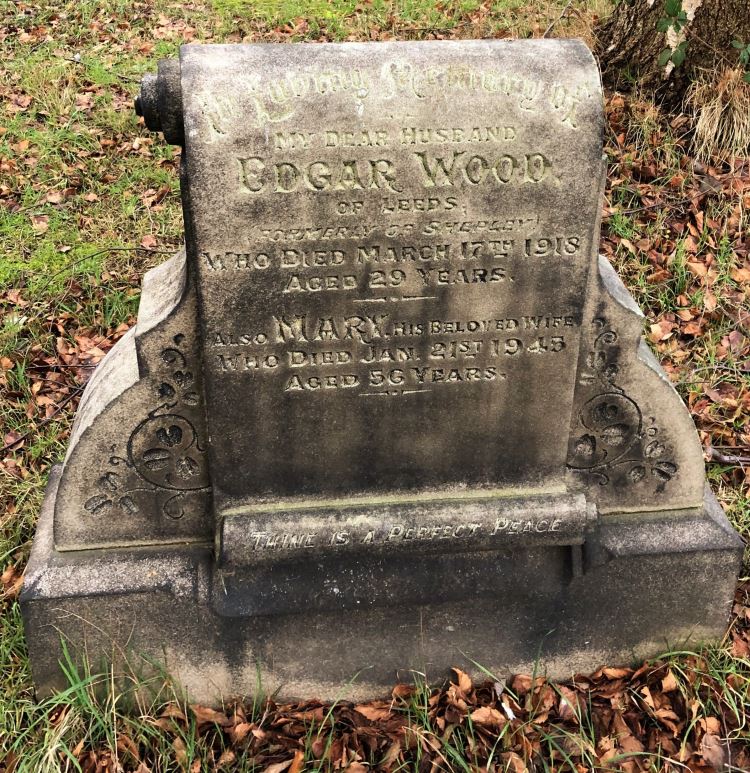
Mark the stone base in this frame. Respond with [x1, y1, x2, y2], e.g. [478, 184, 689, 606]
[22, 466, 743, 703]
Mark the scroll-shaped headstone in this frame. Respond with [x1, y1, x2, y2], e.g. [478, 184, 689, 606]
[22, 40, 743, 703]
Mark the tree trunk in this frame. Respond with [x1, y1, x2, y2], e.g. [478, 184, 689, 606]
[598, 0, 750, 108]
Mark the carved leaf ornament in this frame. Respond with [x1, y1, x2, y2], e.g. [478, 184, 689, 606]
[83, 334, 209, 520]
[568, 319, 678, 488]
[129, 414, 208, 490]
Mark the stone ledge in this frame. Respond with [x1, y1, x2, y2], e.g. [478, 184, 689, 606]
[22, 467, 743, 703]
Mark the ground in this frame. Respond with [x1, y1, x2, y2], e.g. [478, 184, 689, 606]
[0, 1, 749, 770]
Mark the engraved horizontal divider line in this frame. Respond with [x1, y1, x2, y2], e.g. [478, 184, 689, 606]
[218, 491, 594, 566]
[352, 296, 439, 302]
[358, 388, 431, 397]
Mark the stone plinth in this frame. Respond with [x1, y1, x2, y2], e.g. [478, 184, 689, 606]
[22, 39, 743, 703]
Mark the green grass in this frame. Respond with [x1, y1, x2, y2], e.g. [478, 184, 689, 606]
[209, 0, 587, 41]
[2, 644, 747, 770]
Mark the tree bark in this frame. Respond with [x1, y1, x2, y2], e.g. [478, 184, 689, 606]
[598, 0, 750, 108]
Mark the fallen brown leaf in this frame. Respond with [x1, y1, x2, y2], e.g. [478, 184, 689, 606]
[31, 214, 49, 234]
[191, 704, 232, 727]
[469, 705, 505, 728]
[288, 749, 305, 773]
[355, 704, 392, 722]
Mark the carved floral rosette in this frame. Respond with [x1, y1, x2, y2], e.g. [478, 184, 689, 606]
[567, 317, 678, 490]
[83, 333, 210, 523]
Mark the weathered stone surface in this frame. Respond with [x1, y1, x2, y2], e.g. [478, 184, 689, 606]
[22, 38, 743, 703]
[180, 40, 605, 510]
[218, 491, 594, 566]
[53, 251, 211, 550]
[24, 468, 743, 703]
[566, 257, 705, 511]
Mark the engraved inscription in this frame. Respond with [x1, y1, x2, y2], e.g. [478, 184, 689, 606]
[238, 152, 551, 194]
[238, 156, 401, 194]
[200, 60, 595, 130]
[242, 515, 565, 553]
[186, 41, 604, 497]
[209, 313, 577, 396]
[200, 236, 582, 286]
[204, 111, 585, 402]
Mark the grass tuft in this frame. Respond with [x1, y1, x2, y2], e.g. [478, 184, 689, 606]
[688, 68, 750, 162]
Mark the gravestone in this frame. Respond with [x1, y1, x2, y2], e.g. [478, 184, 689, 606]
[22, 39, 743, 702]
